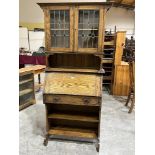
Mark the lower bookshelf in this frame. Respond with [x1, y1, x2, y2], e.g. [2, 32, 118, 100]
[48, 126, 97, 140]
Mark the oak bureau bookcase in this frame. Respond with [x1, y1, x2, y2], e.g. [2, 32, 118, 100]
[38, 2, 105, 152]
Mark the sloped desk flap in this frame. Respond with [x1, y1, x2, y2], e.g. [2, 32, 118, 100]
[44, 72, 102, 97]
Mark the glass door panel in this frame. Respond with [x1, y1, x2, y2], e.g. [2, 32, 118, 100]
[45, 6, 73, 52]
[50, 10, 70, 48]
[78, 10, 99, 48]
[74, 6, 104, 53]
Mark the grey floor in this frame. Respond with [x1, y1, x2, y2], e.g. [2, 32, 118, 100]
[19, 74, 135, 155]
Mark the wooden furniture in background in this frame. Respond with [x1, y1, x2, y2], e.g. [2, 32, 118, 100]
[112, 61, 130, 96]
[38, 2, 105, 152]
[112, 32, 129, 96]
[102, 31, 126, 94]
[125, 61, 135, 113]
[19, 70, 35, 110]
[114, 31, 126, 65]
[102, 31, 116, 93]
[19, 65, 46, 91]
[123, 36, 135, 112]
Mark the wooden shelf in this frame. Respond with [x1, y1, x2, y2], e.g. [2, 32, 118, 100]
[19, 89, 33, 97]
[48, 126, 97, 139]
[103, 66, 112, 69]
[102, 59, 113, 63]
[104, 48, 115, 51]
[105, 34, 115, 37]
[104, 70, 112, 72]
[48, 113, 99, 123]
[103, 53, 114, 55]
[104, 41, 115, 46]
[19, 99, 35, 111]
[45, 68, 98, 73]
[103, 76, 112, 80]
[19, 79, 33, 85]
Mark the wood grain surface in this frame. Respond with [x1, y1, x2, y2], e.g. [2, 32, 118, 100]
[19, 65, 46, 74]
[112, 61, 130, 96]
[48, 113, 99, 122]
[44, 73, 101, 96]
[48, 126, 97, 139]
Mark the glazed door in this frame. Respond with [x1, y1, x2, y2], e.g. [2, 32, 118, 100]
[74, 6, 105, 53]
[44, 6, 74, 52]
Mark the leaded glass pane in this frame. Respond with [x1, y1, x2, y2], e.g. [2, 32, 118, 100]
[78, 10, 99, 48]
[50, 10, 70, 48]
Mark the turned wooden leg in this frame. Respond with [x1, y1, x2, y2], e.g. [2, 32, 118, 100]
[96, 143, 100, 152]
[38, 74, 41, 84]
[43, 134, 49, 146]
[95, 140, 100, 152]
[125, 91, 131, 107]
[128, 94, 135, 113]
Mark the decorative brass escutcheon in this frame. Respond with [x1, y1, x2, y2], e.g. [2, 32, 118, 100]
[53, 97, 60, 103]
[83, 97, 90, 105]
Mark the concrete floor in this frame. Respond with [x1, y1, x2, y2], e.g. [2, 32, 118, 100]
[19, 74, 135, 155]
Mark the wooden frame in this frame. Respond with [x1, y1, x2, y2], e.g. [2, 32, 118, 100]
[42, 4, 105, 53]
[44, 6, 74, 52]
[74, 5, 105, 53]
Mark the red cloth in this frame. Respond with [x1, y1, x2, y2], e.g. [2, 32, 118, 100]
[19, 55, 46, 65]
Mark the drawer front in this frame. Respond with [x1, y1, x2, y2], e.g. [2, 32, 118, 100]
[44, 94, 101, 106]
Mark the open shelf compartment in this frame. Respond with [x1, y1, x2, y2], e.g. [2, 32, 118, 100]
[46, 53, 102, 73]
[45, 103, 99, 140]
[48, 126, 98, 140]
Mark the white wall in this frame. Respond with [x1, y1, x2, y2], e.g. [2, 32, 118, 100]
[19, 0, 44, 23]
[19, 27, 29, 50]
[105, 7, 135, 38]
[19, 0, 106, 23]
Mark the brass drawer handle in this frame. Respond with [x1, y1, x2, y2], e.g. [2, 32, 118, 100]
[83, 97, 90, 105]
[53, 97, 60, 103]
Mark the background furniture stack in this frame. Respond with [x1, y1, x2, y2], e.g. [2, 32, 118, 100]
[19, 65, 46, 91]
[19, 70, 35, 110]
[124, 36, 135, 112]
[112, 31, 130, 96]
[102, 31, 116, 93]
[102, 31, 127, 94]
[38, 2, 106, 151]
[125, 61, 135, 113]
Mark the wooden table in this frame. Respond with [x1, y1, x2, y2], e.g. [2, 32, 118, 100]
[19, 65, 46, 91]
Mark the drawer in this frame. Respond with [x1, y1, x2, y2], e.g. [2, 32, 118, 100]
[44, 94, 101, 106]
